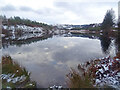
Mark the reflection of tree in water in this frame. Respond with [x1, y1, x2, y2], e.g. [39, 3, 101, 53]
[115, 30, 120, 54]
[2, 34, 53, 49]
[100, 9, 114, 54]
[100, 34, 111, 54]
[100, 27, 120, 55]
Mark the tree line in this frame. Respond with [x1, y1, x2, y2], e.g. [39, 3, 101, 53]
[1, 15, 53, 29]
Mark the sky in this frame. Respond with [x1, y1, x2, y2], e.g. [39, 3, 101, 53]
[0, 0, 119, 25]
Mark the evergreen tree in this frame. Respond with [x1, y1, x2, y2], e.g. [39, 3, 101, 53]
[101, 9, 115, 30]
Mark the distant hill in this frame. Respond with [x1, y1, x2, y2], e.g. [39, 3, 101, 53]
[1, 15, 53, 30]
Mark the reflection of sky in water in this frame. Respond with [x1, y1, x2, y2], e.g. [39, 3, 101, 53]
[2, 37, 114, 87]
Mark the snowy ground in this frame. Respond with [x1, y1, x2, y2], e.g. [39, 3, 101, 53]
[93, 56, 120, 89]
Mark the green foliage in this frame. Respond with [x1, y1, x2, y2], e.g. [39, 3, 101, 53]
[8, 16, 48, 27]
[1, 15, 53, 29]
[87, 27, 101, 31]
[2, 55, 28, 76]
[101, 9, 115, 30]
[71, 27, 82, 30]
[71, 26, 101, 31]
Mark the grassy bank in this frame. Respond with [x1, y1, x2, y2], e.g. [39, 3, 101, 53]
[1, 55, 36, 88]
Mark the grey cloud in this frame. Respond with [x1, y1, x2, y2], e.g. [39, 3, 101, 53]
[54, 2, 116, 14]
[1, 4, 16, 11]
[53, 1, 117, 22]
[1, 5, 35, 12]
[0, 1, 117, 24]
[53, 2, 92, 23]
[19, 6, 34, 11]
[95, 2, 116, 7]
[34, 7, 63, 17]
[54, 2, 70, 8]
[35, 8, 53, 15]
[54, 2, 90, 15]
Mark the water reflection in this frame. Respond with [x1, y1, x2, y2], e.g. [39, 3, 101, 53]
[2, 34, 53, 49]
[99, 28, 120, 55]
[115, 31, 120, 54]
[99, 28, 112, 54]
[3, 37, 110, 87]
[100, 35, 111, 54]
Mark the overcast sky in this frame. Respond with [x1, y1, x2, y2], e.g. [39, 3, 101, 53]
[0, 0, 119, 25]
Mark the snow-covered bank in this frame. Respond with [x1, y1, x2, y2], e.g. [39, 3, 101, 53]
[67, 54, 120, 89]
[2, 24, 67, 40]
[94, 56, 120, 89]
[2, 25, 43, 33]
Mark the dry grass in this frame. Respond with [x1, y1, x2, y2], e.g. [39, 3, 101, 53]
[66, 67, 94, 88]
[2, 55, 29, 77]
[1, 55, 36, 88]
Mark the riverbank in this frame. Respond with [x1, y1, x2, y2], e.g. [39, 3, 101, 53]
[1, 55, 36, 88]
[67, 53, 120, 89]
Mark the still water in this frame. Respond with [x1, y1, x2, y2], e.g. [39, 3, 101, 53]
[2, 35, 115, 87]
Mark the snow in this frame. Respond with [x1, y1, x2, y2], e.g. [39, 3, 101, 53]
[11, 74, 15, 78]
[1, 34, 5, 37]
[49, 85, 63, 89]
[3, 24, 44, 40]
[94, 56, 120, 88]
[116, 72, 120, 76]
[102, 64, 108, 71]
[99, 69, 104, 73]
[0, 74, 26, 83]
[7, 78, 12, 82]
[6, 86, 11, 89]
[29, 83, 33, 86]
[3, 25, 8, 29]
[116, 58, 119, 61]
